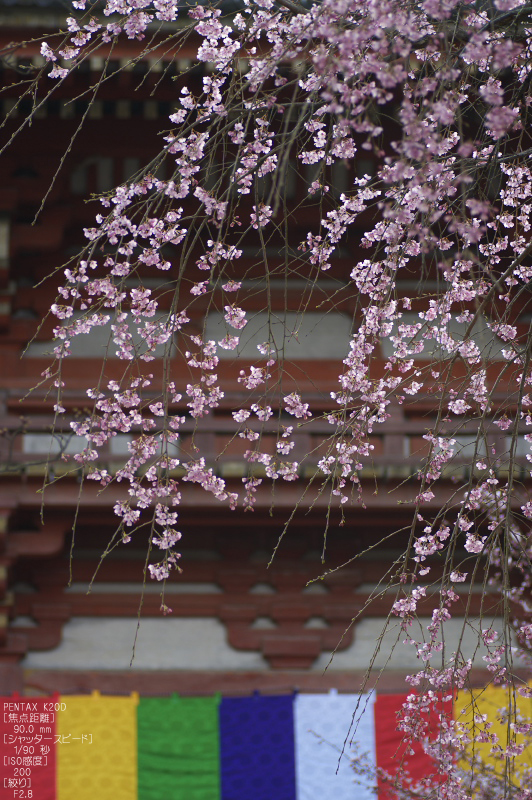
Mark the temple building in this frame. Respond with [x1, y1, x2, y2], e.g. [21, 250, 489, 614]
[0, 0, 517, 700]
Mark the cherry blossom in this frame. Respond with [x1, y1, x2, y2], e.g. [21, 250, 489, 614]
[21, 0, 532, 792]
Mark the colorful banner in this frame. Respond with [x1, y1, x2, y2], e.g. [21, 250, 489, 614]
[56, 691, 138, 800]
[294, 691, 375, 800]
[219, 694, 296, 800]
[375, 692, 452, 800]
[138, 695, 220, 799]
[455, 686, 532, 789]
[1, 688, 528, 799]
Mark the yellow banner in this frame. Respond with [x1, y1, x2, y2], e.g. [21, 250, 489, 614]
[455, 686, 532, 789]
[57, 691, 138, 800]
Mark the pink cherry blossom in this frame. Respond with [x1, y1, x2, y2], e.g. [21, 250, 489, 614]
[20, 2, 532, 790]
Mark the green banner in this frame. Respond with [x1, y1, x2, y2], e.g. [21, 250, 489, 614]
[138, 695, 221, 799]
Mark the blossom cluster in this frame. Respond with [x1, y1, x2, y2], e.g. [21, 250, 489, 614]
[30, 0, 532, 793]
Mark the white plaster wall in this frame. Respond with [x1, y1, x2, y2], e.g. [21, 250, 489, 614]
[25, 312, 173, 359]
[205, 311, 352, 360]
[22, 618, 269, 671]
[314, 616, 506, 671]
[21, 615, 507, 672]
